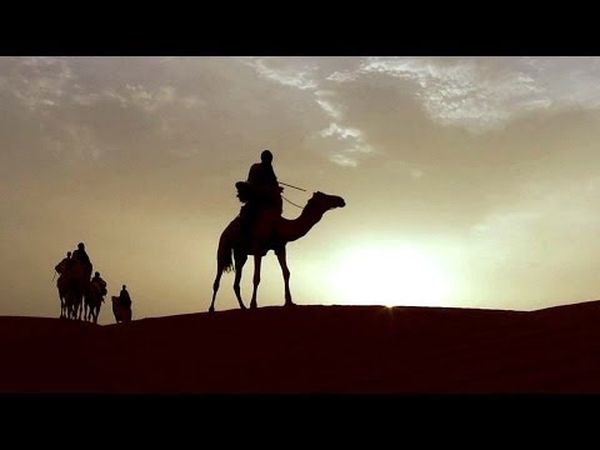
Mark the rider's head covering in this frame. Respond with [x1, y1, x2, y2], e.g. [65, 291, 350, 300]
[260, 149, 273, 164]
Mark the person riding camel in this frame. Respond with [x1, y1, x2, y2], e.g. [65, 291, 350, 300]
[55, 251, 74, 275]
[72, 242, 93, 281]
[91, 271, 107, 297]
[236, 149, 283, 243]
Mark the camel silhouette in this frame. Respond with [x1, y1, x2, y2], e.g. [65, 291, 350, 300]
[84, 283, 104, 324]
[209, 191, 346, 312]
[56, 262, 88, 320]
[112, 296, 132, 323]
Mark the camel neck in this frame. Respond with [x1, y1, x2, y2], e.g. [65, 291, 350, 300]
[281, 201, 325, 243]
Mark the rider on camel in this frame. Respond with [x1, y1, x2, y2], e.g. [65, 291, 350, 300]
[236, 149, 283, 244]
[72, 242, 93, 281]
[55, 251, 74, 275]
[91, 271, 107, 297]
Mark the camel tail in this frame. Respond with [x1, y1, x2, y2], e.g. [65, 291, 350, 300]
[217, 231, 235, 273]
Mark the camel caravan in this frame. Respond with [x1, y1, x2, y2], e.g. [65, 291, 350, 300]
[54, 243, 132, 324]
[210, 150, 346, 312]
[53, 150, 344, 320]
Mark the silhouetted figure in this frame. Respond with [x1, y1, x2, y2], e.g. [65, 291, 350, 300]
[55, 251, 73, 319]
[120, 284, 132, 308]
[72, 242, 93, 281]
[55, 247, 91, 320]
[84, 271, 107, 323]
[92, 272, 107, 296]
[112, 284, 132, 323]
[237, 150, 284, 245]
[55, 251, 73, 275]
[210, 191, 346, 313]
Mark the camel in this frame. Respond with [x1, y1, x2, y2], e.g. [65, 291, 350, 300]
[209, 191, 346, 312]
[56, 262, 88, 320]
[56, 274, 69, 319]
[112, 296, 132, 323]
[84, 282, 104, 324]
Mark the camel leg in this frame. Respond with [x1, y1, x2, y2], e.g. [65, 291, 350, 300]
[275, 247, 294, 307]
[249, 254, 262, 309]
[66, 295, 73, 320]
[210, 266, 224, 313]
[233, 252, 248, 310]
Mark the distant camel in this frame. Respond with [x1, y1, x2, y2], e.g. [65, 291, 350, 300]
[210, 191, 346, 312]
[84, 283, 104, 324]
[56, 262, 87, 320]
[111, 296, 132, 323]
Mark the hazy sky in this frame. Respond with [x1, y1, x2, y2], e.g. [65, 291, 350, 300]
[2, 56, 600, 323]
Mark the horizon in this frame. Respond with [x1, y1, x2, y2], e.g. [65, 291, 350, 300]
[3, 57, 600, 324]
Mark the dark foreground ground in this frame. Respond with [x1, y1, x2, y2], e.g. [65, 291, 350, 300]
[1, 302, 600, 393]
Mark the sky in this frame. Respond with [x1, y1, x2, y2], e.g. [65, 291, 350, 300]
[2, 56, 600, 323]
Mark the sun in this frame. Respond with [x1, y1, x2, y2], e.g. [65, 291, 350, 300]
[329, 244, 451, 307]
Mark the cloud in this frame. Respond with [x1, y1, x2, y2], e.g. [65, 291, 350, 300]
[330, 153, 358, 167]
[2, 57, 74, 111]
[325, 57, 600, 133]
[347, 58, 549, 132]
[244, 58, 319, 90]
[327, 70, 359, 83]
[317, 122, 375, 167]
[319, 122, 362, 140]
[245, 57, 377, 167]
[122, 84, 177, 112]
[314, 90, 343, 119]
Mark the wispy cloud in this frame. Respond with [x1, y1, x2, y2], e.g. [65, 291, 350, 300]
[325, 57, 600, 133]
[318, 122, 374, 167]
[246, 58, 376, 167]
[314, 90, 343, 119]
[320, 123, 363, 140]
[4, 57, 74, 111]
[244, 58, 319, 90]
[330, 153, 358, 167]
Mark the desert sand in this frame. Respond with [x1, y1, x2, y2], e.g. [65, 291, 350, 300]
[1, 302, 599, 393]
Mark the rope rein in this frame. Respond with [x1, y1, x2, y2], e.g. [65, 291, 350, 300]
[279, 180, 308, 209]
[282, 194, 304, 209]
[279, 181, 307, 192]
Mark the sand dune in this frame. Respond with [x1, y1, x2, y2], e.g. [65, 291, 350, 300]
[1, 302, 600, 393]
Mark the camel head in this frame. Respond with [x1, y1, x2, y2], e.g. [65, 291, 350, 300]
[307, 191, 346, 211]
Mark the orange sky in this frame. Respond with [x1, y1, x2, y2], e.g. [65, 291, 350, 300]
[2, 57, 600, 323]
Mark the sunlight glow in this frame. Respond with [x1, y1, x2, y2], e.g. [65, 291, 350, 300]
[330, 244, 452, 307]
